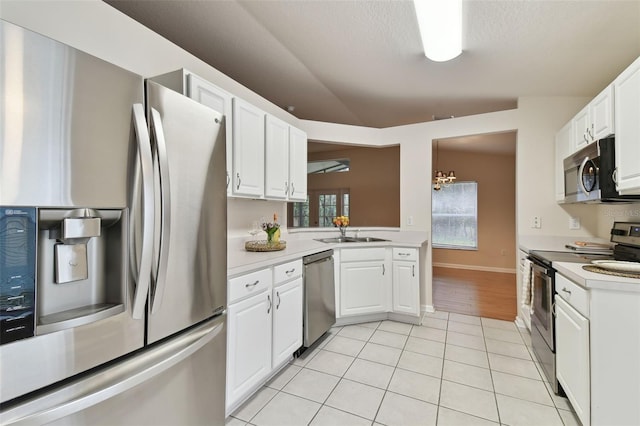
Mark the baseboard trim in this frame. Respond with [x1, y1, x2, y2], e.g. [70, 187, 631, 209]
[433, 262, 516, 274]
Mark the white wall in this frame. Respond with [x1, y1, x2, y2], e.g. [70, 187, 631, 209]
[301, 97, 599, 314]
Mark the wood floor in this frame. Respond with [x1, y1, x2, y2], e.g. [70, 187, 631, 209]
[432, 266, 517, 321]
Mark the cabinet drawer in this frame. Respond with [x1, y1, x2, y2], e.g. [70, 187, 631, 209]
[393, 247, 417, 261]
[273, 259, 302, 285]
[556, 274, 589, 318]
[228, 268, 272, 304]
[341, 247, 386, 262]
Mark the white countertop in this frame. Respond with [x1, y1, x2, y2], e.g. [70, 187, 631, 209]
[519, 235, 611, 253]
[554, 261, 640, 293]
[228, 229, 429, 277]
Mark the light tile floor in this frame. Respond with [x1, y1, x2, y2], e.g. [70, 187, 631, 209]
[227, 312, 581, 426]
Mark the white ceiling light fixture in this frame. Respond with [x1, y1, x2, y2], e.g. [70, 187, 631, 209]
[413, 0, 462, 62]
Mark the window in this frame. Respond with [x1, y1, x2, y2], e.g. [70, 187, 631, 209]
[432, 182, 477, 249]
[288, 189, 350, 228]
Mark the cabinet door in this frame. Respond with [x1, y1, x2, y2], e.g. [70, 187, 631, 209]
[232, 98, 265, 197]
[556, 296, 590, 426]
[226, 291, 272, 411]
[187, 74, 234, 194]
[572, 105, 591, 150]
[340, 261, 389, 316]
[614, 56, 640, 194]
[264, 115, 290, 199]
[590, 85, 614, 140]
[272, 277, 303, 367]
[392, 261, 419, 316]
[288, 127, 308, 202]
[555, 121, 572, 202]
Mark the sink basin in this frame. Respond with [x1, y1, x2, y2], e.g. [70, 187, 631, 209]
[315, 236, 389, 243]
[350, 237, 389, 242]
[315, 237, 357, 243]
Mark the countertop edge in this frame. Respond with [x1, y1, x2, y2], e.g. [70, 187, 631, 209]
[554, 261, 640, 293]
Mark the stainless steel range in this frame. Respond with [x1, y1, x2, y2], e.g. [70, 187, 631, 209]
[527, 221, 640, 395]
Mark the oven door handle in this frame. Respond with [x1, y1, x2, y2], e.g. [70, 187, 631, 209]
[529, 261, 550, 277]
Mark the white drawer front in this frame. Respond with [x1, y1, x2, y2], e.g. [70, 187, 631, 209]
[341, 247, 386, 262]
[273, 259, 303, 285]
[393, 247, 417, 261]
[556, 273, 589, 318]
[228, 268, 272, 304]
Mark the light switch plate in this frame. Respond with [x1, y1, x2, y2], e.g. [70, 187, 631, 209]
[569, 217, 581, 229]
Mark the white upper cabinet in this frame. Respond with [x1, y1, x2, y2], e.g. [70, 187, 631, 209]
[288, 127, 308, 202]
[555, 121, 572, 202]
[572, 85, 614, 151]
[232, 98, 265, 198]
[614, 56, 640, 194]
[590, 85, 615, 141]
[264, 114, 308, 201]
[187, 74, 234, 194]
[265, 115, 291, 199]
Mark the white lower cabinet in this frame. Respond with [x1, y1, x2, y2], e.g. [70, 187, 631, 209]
[226, 260, 303, 415]
[392, 247, 419, 316]
[340, 261, 389, 315]
[271, 262, 303, 367]
[555, 295, 590, 426]
[226, 288, 272, 413]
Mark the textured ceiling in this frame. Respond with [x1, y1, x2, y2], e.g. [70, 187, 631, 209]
[105, 0, 640, 128]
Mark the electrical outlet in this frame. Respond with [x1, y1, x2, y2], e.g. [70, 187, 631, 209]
[569, 217, 581, 230]
[407, 215, 413, 226]
[532, 216, 542, 229]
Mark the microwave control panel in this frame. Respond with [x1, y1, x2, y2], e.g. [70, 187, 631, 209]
[0, 207, 36, 345]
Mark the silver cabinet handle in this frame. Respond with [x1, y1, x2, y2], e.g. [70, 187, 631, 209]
[245, 280, 259, 288]
[285, 181, 289, 195]
[150, 107, 172, 314]
[267, 294, 272, 314]
[291, 182, 295, 195]
[236, 173, 241, 190]
[561, 287, 572, 296]
[130, 104, 154, 320]
[412, 265, 415, 277]
[399, 252, 410, 257]
[612, 168, 618, 185]
[583, 133, 589, 144]
[226, 171, 230, 189]
[382, 264, 386, 275]
[285, 268, 296, 275]
[276, 291, 281, 309]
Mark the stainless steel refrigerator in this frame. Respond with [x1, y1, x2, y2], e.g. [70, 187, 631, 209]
[0, 20, 227, 425]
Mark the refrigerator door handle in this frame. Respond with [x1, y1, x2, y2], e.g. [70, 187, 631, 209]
[0, 317, 225, 426]
[130, 104, 154, 320]
[149, 108, 172, 314]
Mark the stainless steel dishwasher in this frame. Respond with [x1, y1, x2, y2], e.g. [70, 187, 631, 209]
[302, 249, 336, 348]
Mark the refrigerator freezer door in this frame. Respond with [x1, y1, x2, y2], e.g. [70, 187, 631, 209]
[0, 315, 227, 426]
[145, 81, 227, 344]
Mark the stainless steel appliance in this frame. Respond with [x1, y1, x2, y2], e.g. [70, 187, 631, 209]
[301, 250, 336, 348]
[528, 250, 612, 394]
[528, 223, 640, 395]
[0, 20, 227, 424]
[563, 137, 640, 203]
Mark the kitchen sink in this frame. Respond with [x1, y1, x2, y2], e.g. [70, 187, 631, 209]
[315, 236, 389, 243]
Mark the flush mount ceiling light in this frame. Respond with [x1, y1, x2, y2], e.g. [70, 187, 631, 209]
[413, 0, 462, 62]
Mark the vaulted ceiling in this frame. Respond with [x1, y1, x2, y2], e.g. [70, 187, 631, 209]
[105, 0, 640, 128]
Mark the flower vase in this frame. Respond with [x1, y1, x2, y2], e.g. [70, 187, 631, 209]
[339, 226, 347, 238]
[266, 227, 279, 245]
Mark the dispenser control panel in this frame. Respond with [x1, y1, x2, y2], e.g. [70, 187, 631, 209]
[0, 207, 36, 344]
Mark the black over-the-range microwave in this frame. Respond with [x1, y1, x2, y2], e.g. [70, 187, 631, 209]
[563, 136, 640, 203]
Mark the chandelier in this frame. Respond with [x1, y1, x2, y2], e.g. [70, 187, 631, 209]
[433, 140, 456, 191]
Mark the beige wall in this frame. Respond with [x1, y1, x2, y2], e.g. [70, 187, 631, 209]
[307, 146, 400, 227]
[431, 148, 516, 272]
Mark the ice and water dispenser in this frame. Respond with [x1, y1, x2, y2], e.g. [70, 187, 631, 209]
[0, 207, 127, 344]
